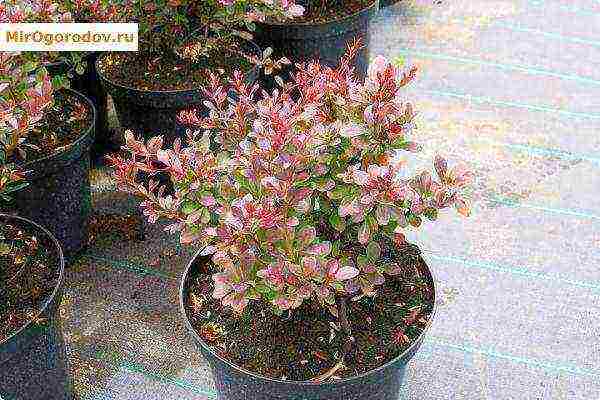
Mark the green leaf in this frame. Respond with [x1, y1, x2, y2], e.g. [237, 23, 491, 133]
[266, 290, 279, 301]
[255, 283, 270, 294]
[424, 208, 438, 221]
[181, 201, 200, 214]
[331, 240, 341, 257]
[366, 242, 381, 261]
[245, 289, 261, 300]
[329, 186, 350, 200]
[357, 254, 368, 267]
[328, 213, 345, 232]
[365, 214, 378, 233]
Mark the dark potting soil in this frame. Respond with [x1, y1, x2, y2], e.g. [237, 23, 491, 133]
[10, 90, 93, 165]
[185, 239, 434, 382]
[0, 222, 60, 342]
[278, 0, 374, 24]
[97, 45, 254, 92]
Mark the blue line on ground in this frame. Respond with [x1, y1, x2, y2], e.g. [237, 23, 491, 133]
[420, 88, 600, 120]
[478, 138, 600, 166]
[395, 48, 600, 86]
[427, 254, 600, 293]
[93, 335, 600, 399]
[495, 22, 600, 47]
[427, 338, 600, 379]
[485, 196, 600, 221]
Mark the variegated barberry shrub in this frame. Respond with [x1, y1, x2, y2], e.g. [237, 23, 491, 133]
[0, 53, 55, 160]
[0, 52, 55, 202]
[0, 0, 86, 80]
[109, 43, 473, 315]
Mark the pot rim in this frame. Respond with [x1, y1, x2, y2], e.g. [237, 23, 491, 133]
[95, 39, 262, 96]
[17, 87, 96, 170]
[262, 0, 379, 28]
[0, 213, 65, 348]
[179, 244, 437, 386]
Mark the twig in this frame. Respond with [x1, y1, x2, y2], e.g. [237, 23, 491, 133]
[311, 359, 345, 383]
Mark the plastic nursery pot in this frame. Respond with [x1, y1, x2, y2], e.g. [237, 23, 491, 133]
[0, 214, 73, 400]
[379, 0, 400, 7]
[45, 54, 112, 159]
[95, 40, 261, 144]
[11, 88, 96, 261]
[70, 52, 113, 159]
[180, 249, 437, 400]
[254, 0, 379, 89]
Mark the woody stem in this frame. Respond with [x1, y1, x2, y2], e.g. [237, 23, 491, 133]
[336, 295, 355, 358]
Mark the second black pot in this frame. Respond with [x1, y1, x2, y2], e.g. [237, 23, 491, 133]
[254, 0, 379, 89]
[180, 249, 436, 400]
[0, 214, 73, 400]
[46, 53, 112, 158]
[11, 88, 96, 260]
[96, 41, 261, 145]
[70, 52, 112, 158]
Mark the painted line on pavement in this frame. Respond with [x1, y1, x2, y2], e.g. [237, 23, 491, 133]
[420, 88, 600, 120]
[395, 48, 600, 86]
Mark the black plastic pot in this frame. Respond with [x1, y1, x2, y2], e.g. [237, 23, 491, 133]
[254, 1, 379, 89]
[11, 88, 96, 260]
[45, 54, 112, 159]
[0, 214, 73, 400]
[96, 41, 261, 144]
[70, 52, 112, 159]
[180, 249, 436, 400]
[379, 0, 401, 7]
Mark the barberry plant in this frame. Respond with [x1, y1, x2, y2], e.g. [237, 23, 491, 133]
[109, 41, 473, 323]
[0, 53, 55, 162]
[0, 0, 84, 82]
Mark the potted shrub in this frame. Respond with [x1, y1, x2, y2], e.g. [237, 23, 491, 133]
[0, 51, 96, 259]
[2, 0, 112, 158]
[108, 44, 473, 399]
[96, 0, 303, 143]
[0, 213, 72, 400]
[254, 0, 380, 90]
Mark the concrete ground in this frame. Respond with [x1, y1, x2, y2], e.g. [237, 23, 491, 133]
[62, 0, 600, 398]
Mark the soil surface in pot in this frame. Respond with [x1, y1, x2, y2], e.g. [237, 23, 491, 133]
[97, 39, 255, 92]
[185, 239, 434, 381]
[0, 221, 60, 341]
[274, 0, 374, 24]
[9, 90, 93, 165]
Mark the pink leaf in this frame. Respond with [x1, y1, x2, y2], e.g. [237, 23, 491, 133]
[358, 223, 370, 245]
[335, 266, 359, 281]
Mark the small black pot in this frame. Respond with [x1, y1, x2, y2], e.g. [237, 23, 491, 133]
[0, 214, 73, 400]
[45, 54, 112, 158]
[180, 250, 436, 400]
[96, 41, 261, 144]
[11, 88, 96, 260]
[254, 1, 379, 89]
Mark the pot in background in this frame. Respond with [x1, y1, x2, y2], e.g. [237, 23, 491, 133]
[11, 88, 96, 260]
[46, 53, 112, 159]
[96, 40, 261, 145]
[254, 1, 379, 90]
[70, 52, 113, 159]
[0, 214, 73, 400]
